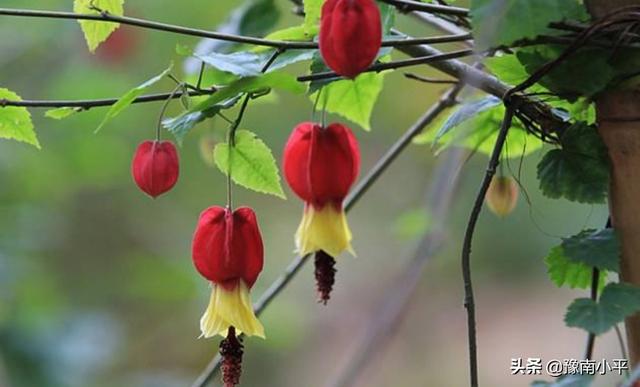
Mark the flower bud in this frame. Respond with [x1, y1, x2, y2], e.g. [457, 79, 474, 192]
[283, 122, 360, 257]
[131, 140, 179, 198]
[319, 0, 382, 78]
[485, 176, 519, 217]
[192, 206, 265, 338]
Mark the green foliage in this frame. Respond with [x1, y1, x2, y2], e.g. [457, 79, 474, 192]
[95, 65, 173, 132]
[44, 107, 81, 120]
[163, 97, 240, 145]
[414, 97, 542, 159]
[517, 46, 616, 99]
[191, 71, 304, 113]
[303, 0, 323, 34]
[392, 207, 431, 241]
[544, 246, 605, 290]
[260, 25, 318, 48]
[73, 0, 124, 52]
[537, 122, 609, 203]
[0, 88, 39, 148]
[562, 229, 620, 272]
[532, 375, 594, 387]
[196, 49, 315, 77]
[214, 130, 285, 198]
[565, 282, 640, 335]
[470, 0, 587, 51]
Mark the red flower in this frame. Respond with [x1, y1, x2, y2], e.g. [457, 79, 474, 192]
[319, 0, 382, 78]
[192, 206, 265, 338]
[283, 122, 360, 257]
[131, 140, 179, 198]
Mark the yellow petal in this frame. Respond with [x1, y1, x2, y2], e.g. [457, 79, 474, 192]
[199, 282, 265, 339]
[295, 205, 355, 258]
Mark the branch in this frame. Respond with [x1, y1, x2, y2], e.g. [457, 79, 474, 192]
[0, 89, 216, 110]
[378, 0, 469, 16]
[460, 105, 516, 387]
[190, 87, 462, 387]
[297, 49, 475, 82]
[0, 7, 470, 50]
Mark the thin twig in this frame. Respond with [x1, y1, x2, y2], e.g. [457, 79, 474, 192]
[460, 105, 516, 387]
[0, 89, 216, 110]
[190, 88, 463, 387]
[0, 7, 470, 50]
[404, 72, 457, 84]
[297, 49, 475, 82]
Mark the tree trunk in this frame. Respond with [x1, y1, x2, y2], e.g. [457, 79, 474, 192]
[587, 0, 640, 366]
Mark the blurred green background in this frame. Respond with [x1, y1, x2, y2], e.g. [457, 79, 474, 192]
[0, 1, 622, 386]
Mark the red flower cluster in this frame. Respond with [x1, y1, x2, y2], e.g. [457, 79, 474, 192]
[131, 140, 179, 198]
[283, 122, 360, 258]
[319, 0, 382, 78]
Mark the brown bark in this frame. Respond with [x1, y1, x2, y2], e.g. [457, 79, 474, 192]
[588, 0, 640, 367]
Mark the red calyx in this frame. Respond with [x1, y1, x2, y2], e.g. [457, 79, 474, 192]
[192, 206, 264, 290]
[131, 140, 179, 198]
[319, 0, 382, 78]
[283, 122, 360, 209]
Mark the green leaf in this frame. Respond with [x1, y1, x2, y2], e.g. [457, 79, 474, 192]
[0, 88, 40, 148]
[544, 246, 604, 290]
[163, 97, 240, 144]
[471, 0, 588, 51]
[196, 49, 315, 77]
[96, 65, 172, 132]
[434, 96, 501, 142]
[414, 100, 543, 159]
[517, 46, 616, 98]
[562, 229, 620, 272]
[565, 282, 640, 335]
[190, 71, 304, 113]
[73, 0, 124, 52]
[532, 374, 594, 387]
[45, 107, 81, 120]
[213, 130, 285, 198]
[379, 2, 396, 34]
[537, 122, 609, 203]
[308, 62, 387, 131]
[303, 0, 323, 34]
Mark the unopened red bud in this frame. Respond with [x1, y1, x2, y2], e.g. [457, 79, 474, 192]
[319, 0, 382, 78]
[131, 140, 179, 198]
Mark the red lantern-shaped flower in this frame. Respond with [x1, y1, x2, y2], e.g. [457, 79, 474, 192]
[131, 140, 179, 198]
[319, 0, 382, 78]
[283, 122, 360, 258]
[192, 206, 265, 338]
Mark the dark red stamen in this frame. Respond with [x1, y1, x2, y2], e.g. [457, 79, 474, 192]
[315, 250, 337, 305]
[220, 326, 244, 387]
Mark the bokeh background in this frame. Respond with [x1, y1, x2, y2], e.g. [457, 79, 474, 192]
[0, 0, 624, 386]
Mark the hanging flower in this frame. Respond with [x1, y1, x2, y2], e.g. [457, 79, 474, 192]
[192, 206, 265, 338]
[319, 0, 382, 78]
[485, 176, 519, 217]
[131, 140, 179, 198]
[283, 122, 360, 258]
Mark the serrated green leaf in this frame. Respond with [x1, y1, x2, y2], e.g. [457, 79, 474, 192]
[537, 122, 609, 203]
[544, 246, 603, 289]
[95, 65, 172, 132]
[414, 101, 543, 159]
[73, 0, 124, 52]
[565, 282, 640, 335]
[532, 374, 594, 387]
[45, 107, 81, 120]
[471, 0, 588, 51]
[308, 61, 387, 130]
[517, 46, 616, 98]
[213, 130, 285, 198]
[0, 88, 39, 148]
[562, 229, 620, 272]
